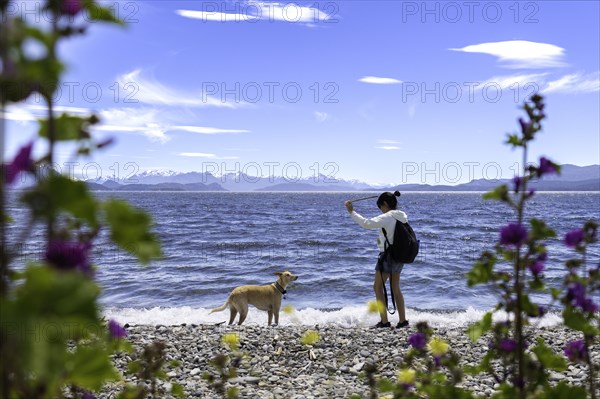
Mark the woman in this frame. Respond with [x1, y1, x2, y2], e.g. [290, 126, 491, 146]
[345, 191, 409, 328]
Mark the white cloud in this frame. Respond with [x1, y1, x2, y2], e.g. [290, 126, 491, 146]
[177, 1, 333, 24]
[450, 40, 566, 69]
[177, 9, 251, 22]
[117, 69, 241, 109]
[542, 72, 600, 94]
[359, 76, 402, 85]
[0, 106, 36, 122]
[94, 108, 251, 143]
[179, 152, 239, 160]
[172, 126, 250, 134]
[94, 107, 169, 143]
[376, 140, 401, 150]
[314, 111, 330, 122]
[479, 73, 547, 90]
[408, 104, 416, 118]
[1, 103, 93, 123]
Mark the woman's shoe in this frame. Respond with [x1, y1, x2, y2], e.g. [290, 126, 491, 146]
[396, 320, 409, 329]
[372, 321, 391, 328]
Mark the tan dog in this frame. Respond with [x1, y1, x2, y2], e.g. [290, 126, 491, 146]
[210, 271, 298, 325]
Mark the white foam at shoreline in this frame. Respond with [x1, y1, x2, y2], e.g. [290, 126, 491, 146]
[103, 305, 563, 329]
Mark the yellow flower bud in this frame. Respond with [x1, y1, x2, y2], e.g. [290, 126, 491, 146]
[427, 336, 449, 356]
[283, 304, 295, 314]
[367, 300, 385, 314]
[300, 330, 321, 346]
[222, 333, 240, 350]
[397, 368, 416, 385]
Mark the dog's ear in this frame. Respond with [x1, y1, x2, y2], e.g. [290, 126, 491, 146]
[274, 272, 283, 276]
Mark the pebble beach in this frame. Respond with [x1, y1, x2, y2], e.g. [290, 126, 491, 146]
[97, 323, 599, 399]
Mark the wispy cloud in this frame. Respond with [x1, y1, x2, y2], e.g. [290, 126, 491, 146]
[376, 139, 401, 150]
[480, 73, 547, 90]
[1, 103, 93, 123]
[314, 111, 330, 122]
[177, 1, 333, 25]
[450, 40, 566, 69]
[408, 104, 416, 118]
[93, 108, 251, 143]
[117, 69, 242, 109]
[179, 152, 239, 160]
[542, 72, 600, 94]
[95, 108, 169, 143]
[172, 126, 250, 134]
[359, 76, 402, 85]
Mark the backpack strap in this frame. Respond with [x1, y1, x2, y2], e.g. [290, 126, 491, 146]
[381, 228, 392, 249]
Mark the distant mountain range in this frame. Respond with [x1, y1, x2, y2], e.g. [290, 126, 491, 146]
[82, 164, 600, 192]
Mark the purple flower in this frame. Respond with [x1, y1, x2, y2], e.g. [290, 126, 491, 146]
[60, 0, 84, 16]
[538, 157, 559, 177]
[499, 338, 518, 353]
[566, 282, 598, 313]
[582, 299, 598, 313]
[45, 240, 93, 276]
[512, 176, 523, 193]
[518, 118, 530, 135]
[534, 306, 547, 317]
[108, 319, 127, 339]
[81, 391, 96, 399]
[6, 141, 34, 185]
[564, 229, 585, 248]
[529, 261, 544, 276]
[500, 223, 528, 247]
[408, 332, 427, 350]
[564, 340, 587, 363]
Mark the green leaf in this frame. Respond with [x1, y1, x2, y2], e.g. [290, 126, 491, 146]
[506, 134, 523, 147]
[532, 338, 567, 371]
[226, 387, 239, 399]
[467, 311, 493, 342]
[530, 218, 557, 240]
[53, 175, 99, 226]
[85, 2, 126, 25]
[562, 308, 598, 335]
[423, 385, 476, 399]
[483, 184, 509, 202]
[377, 378, 396, 392]
[2, 265, 104, 395]
[538, 381, 587, 399]
[66, 345, 120, 390]
[39, 113, 95, 141]
[104, 199, 162, 264]
[127, 360, 141, 375]
[171, 383, 185, 398]
[16, 265, 100, 322]
[550, 287, 562, 300]
[467, 251, 497, 286]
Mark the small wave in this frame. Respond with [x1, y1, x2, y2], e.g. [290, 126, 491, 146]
[103, 305, 563, 329]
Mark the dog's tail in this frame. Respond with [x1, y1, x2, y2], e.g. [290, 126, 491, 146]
[210, 299, 229, 314]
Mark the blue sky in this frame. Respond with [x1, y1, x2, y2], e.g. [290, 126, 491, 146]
[3, 0, 599, 185]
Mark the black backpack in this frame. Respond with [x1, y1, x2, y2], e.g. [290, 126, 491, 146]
[382, 220, 420, 263]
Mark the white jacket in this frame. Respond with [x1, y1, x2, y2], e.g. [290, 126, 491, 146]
[350, 210, 408, 252]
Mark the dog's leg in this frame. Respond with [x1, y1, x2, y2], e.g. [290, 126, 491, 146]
[228, 308, 238, 325]
[268, 311, 273, 326]
[238, 310, 248, 325]
[274, 311, 279, 326]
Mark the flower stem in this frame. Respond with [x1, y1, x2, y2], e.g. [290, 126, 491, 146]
[584, 336, 596, 399]
[513, 143, 528, 398]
